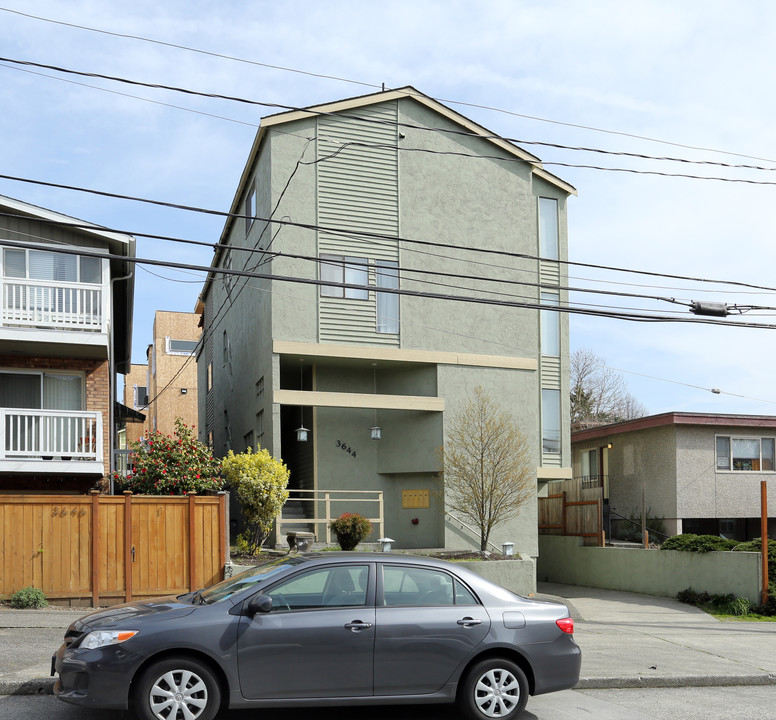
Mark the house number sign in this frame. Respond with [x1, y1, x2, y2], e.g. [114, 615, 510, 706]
[336, 440, 357, 459]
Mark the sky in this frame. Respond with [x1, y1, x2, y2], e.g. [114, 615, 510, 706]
[2, 0, 776, 416]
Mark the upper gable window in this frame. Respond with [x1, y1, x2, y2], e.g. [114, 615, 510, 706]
[3, 248, 102, 284]
[538, 198, 559, 261]
[245, 182, 256, 235]
[320, 255, 368, 299]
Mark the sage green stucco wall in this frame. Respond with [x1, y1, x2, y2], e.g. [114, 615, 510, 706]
[201, 93, 572, 554]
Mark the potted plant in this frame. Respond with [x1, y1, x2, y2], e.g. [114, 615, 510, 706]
[330, 513, 372, 551]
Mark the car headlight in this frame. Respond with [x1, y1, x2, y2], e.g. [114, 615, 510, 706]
[79, 630, 138, 649]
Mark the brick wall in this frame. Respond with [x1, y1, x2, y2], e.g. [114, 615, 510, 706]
[0, 355, 110, 491]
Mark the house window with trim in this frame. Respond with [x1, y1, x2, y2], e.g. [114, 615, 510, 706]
[376, 260, 399, 333]
[542, 388, 561, 454]
[3, 247, 102, 284]
[716, 435, 775, 471]
[166, 337, 198, 355]
[134, 384, 149, 410]
[320, 255, 368, 299]
[538, 198, 559, 260]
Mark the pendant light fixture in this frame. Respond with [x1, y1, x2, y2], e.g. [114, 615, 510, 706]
[370, 363, 381, 440]
[296, 359, 309, 442]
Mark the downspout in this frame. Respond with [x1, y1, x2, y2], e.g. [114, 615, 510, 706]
[109, 262, 134, 494]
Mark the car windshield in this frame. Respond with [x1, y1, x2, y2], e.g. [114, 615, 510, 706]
[200, 556, 308, 604]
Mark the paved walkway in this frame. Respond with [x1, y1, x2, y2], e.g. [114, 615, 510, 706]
[2, 584, 775, 695]
[539, 583, 776, 689]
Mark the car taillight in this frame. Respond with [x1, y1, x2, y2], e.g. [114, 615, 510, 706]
[556, 616, 574, 634]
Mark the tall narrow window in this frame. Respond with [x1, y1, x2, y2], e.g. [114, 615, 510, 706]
[376, 260, 399, 333]
[539, 197, 559, 260]
[540, 291, 560, 356]
[245, 182, 256, 235]
[542, 388, 561, 454]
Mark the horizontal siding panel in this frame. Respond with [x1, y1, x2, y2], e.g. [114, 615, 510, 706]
[540, 260, 561, 286]
[542, 453, 562, 468]
[319, 298, 399, 347]
[541, 356, 562, 388]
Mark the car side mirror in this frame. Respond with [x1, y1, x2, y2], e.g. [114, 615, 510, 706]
[246, 594, 272, 616]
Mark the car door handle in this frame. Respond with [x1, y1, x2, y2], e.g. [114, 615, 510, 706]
[457, 617, 482, 627]
[344, 621, 373, 632]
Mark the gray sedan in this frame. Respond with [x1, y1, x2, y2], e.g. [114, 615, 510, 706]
[53, 552, 580, 720]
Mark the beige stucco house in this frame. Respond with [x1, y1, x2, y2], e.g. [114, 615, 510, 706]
[572, 412, 776, 541]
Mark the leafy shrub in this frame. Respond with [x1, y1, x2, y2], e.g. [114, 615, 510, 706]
[330, 513, 372, 551]
[661, 534, 739, 553]
[10, 586, 48, 609]
[115, 419, 223, 495]
[222, 446, 290, 554]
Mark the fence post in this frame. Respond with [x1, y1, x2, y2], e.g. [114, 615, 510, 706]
[188, 493, 198, 593]
[90, 490, 101, 607]
[124, 491, 133, 602]
[325, 492, 332, 544]
[561, 491, 567, 536]
[218, 491, 228, 570]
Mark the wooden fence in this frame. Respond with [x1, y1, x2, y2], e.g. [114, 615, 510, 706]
[0, 491, 227, 606]
[538, 477, 604, 547]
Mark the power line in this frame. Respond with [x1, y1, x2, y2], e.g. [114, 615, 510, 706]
[4, 56, 776, 182]
[4, 173, 776, 299]
[2, 235, 776, 329]
[4, 209, 776, 311]
[4, 6, 775, 165]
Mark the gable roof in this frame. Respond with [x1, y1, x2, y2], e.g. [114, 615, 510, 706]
[572, 412, 776, 443]
[0, 194, 136, 373]
[198, 86, 577, 306]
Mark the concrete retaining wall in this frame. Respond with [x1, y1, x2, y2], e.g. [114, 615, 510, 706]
[231, 554, 537, 596]
[538, 535, 762, 604]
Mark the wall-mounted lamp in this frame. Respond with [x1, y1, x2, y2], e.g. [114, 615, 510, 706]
[370, 363, 381, 440]
[606, 443, 613, 449]
[296, 359, 309, 442]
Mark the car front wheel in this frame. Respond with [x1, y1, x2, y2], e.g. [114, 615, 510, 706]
[133, 656, 221, 720]
[458, 657, 529, 720]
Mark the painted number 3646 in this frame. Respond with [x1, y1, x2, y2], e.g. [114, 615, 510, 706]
[336, 440, 357, 459]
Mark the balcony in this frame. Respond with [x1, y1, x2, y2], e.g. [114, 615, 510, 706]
[2, 279, 103, 332]
[0, 409, 103, 474]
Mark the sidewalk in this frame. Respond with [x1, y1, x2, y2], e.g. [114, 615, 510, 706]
[2, 585, 776, 695]
[539, 582, 776, 689]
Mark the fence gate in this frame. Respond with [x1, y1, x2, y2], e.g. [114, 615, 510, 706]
[538, 478, 604, 547]
[0, 491, 227, 606]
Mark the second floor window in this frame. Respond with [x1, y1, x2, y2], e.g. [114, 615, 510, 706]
[376, 260, 399, 333]
[538, 197, 559, 261]
[320, 255, 368, 299]
[3, 248, 101, 284]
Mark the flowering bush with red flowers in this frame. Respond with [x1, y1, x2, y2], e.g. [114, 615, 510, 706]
[114, 418, 223, 495]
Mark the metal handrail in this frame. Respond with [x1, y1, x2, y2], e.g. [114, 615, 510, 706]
[444, 510, 501, 553]
[276, 489, 384, 545]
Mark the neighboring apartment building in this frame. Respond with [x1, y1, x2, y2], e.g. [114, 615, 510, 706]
[571, 412, 776, 541]
[195, 87, 576, 551]
[122, 311, 200, 445]
[0, 195, 135, 493]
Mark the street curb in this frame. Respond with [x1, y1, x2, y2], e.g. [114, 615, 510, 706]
[0, 669, 55, 696]
[5, 671, 776, 697]
[576, 673, 776, 689]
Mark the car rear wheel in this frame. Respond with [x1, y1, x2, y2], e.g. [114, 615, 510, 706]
[133, 656, 221, 720]
[458, 657, 529, 720]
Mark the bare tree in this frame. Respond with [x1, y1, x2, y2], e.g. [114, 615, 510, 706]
[438, 387, 534, 551]
[570, 349, 647, 428]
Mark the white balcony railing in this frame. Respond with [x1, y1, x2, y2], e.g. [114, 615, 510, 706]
[0, 409, 102, 461]
[2, 279, 103, 331]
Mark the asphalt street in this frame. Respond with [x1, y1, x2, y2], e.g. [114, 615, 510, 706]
[6, 686, 776, 720]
